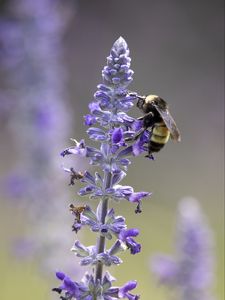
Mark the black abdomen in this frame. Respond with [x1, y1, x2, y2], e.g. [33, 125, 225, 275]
[149, 140, 165, 152]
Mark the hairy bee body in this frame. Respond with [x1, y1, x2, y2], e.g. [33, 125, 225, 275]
[150, 122, 170, 152]
[135, 94, 180, 157]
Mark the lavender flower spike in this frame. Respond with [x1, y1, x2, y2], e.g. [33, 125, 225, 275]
[54, 37, 152, 299]
[151, 197, 215, 300]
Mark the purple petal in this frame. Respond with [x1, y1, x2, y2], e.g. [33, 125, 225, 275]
[82, 171, 96, 184]
[131, 120, 143, 131]
[82, 206, 97, 222]
[132, 140, 144, 156]
[119, 280, 138, 299]
[108, 240, 126, 256]
[126, 238, 141, 255]
[119, 229, 141, 255]
[117, 146, 133, 158]
[78, 185, 96, 196]
[87, 127, 107, 141]
[63, 276, 77, 293]
[112, 127, 123, 144]
[119, 228, 139, 240]
[100, 143, 111, 157]
[97, 84, 112, 92]
[56, 271, 66, 281]
[71, 240, 90, 257]
[111, 171, 126, 185]
[84, 114, 97, 126]
[61, 139, 87, 157]
[88, 101, 101, 113]
[129, 192, 150, 203]
[102, 272, 116, 292]
[119, 158, 131, 166]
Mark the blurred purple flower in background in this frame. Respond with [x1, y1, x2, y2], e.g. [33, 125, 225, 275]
[0, 0, 83, 276]
[151, 197, 215, 300]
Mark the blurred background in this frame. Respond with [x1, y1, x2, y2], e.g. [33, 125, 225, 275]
[0, 0, 224, 299]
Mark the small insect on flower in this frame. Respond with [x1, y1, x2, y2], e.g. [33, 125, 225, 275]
[63, 167, 84, 185]
[69, 204, 86, 224]
[69, 169, 84, 186]
[128, 93, 181, 159]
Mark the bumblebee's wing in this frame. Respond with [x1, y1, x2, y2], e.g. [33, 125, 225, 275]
[152, 103, 181, 141]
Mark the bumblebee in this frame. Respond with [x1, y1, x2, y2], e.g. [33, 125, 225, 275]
[132, 94, 181, 158]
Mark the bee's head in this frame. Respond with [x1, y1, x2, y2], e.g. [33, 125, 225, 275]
[153, 97, 168, 110]
[136, 97, 145, 110]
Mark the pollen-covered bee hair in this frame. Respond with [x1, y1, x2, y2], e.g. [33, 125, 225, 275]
[130, 93, 181, 158]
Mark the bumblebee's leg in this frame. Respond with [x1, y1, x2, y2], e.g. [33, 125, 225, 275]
[125, 111, 154, 142]
[127, 91, 145, 100]
[145, 153, 155, 160]
[133, 128, 146, 140]
[144, 130, 155, 160]
[145, 144, 154, 160]
[136, 111, 154, 122]
[125, 112, 154, 142]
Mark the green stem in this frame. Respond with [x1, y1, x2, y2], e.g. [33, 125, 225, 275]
[95, 170, 112, 283]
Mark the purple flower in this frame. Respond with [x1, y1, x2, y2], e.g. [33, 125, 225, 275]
[132, 131, 150, 157]
[85, 37, 136, 130]
[81, 206, 126, 239]
[112, 127, 123, 144]
[84, 114, 97, 126]
[111, 127, 126, 154]
[87, 127, 107, 141]
[151, 198, 215, 300]
[54, 37, 153, 299]
[118, 281, 139, 300]
[56, 271, 66, 281]
[119, 229, 141, 255]
[129, 191, 151, 204]
[61, 139, 87, 157]
[53, 272, 80, 298]
[89, 101, 101, 113]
